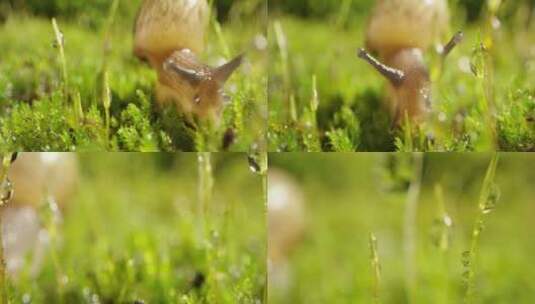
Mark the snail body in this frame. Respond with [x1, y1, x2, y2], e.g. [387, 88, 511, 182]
[134, 0, 243, 122]
[384, 48, 430, 124]
[359, 0, 452, 125]
[1, 153, 78, 277]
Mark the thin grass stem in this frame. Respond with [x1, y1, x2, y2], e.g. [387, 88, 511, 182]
[0, 153, 15, 304]
[101, 0, 121, 68]
[369, 232, 381, 304]
[335, 0, 353, 28]
[404, 152, 424, 303]
[273, 21, 294, 122]
[433, 184, 452, 304]
[463, 154, 499, 304]
[99, 0, 120, 146]
[197, 152, 220, 299]
[261, 154, 268, 304]
[51, 18, 69, 99]
[197, 152, 214, 240]
[213, 20, 231, 59]
[102, 71, 112, 145]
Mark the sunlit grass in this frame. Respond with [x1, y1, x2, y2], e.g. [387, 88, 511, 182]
[269, 153, 535, 303]
[0, 4, 266, 151]
[5, 153, 265, 303]
[268, 13, 535, 152]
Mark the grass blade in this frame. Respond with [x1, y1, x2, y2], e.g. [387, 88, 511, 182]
[0, 154, 15, 304]
[404, 152, 424, 303]
[463, 154, 499, 303]
[52, 18, 68, 99]
[369, 232, 381, 304]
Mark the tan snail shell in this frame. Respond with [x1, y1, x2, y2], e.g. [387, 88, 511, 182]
[268, 169, 305, 294]
[1, 153, 78, 277]
[366, 0, 450, 58]
[134, 0, 243, 122]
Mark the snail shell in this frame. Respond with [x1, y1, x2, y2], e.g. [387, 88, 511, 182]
[134, 0, 209, 65]
[268, 169, 305, 263]
[268, 169, 305, 294]
[366, 0, 450, 58]
[134, 0, 243, 122]
[1, 153, 78, 278]
[8, 153, 78, 210]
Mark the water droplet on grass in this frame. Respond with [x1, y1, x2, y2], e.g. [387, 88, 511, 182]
[491, 17, 501, 30]
[481, 183, 500, 214]
[254, 34, 268, 51]
[0, 178, 13, 206]
[247, 150, 267, 175]
[462, 250, 471, 267]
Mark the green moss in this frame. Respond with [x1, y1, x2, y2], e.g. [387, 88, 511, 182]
[0, 9, 266, 151]
[268, 15, 535, 152]
[4, 154, 265, 303]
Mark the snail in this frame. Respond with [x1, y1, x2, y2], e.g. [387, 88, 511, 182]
[1, 153, 78, 277]
[268, 169, 305, 296]
[134, 0, 244, 123]
[357, 0, 462, 125]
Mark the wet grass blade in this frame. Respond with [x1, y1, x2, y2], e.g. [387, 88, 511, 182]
[463, 154, 499, 303]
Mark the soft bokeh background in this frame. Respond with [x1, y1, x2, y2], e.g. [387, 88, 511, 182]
[0, 0, 265, 28]
[270, 0, 533, 22]
[269, 153, 535, 303]
[0, 0, 267, 151]
[5, 153, 265, 303]
[268, 0, 535, 152]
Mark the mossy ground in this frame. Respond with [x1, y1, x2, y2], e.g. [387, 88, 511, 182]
[0, 5, 266, 152]
[269, 153, 535, 303]
[268, 10, 535, 152]
[6, 153, 265, 303]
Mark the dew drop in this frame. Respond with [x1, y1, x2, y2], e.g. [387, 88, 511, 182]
[491, 17, 501, 30]
[254, 34, 268, 51]
[482, 207, 494, 214]
[462, 269, 471, 282]
[248, 156, 261, 173]
[91, 293, 100, 304]
[458, 56, 472, 74]
[481, 183, 500, 214]
[247, 150, 267, 175]
[462, 250, 471, 264]
[443, 215, 452, 227]
[0, 178, 13, 206]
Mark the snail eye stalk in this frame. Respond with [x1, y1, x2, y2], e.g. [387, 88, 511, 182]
[357, 48, 405, 86]
[441, 31, 464, 58]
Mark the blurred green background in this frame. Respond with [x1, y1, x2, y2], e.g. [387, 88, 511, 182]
[270, 153, 535, 303]
[269, 0, 534, 23]
[0, 0, 266, 28]
[8, 153, 265, 303]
